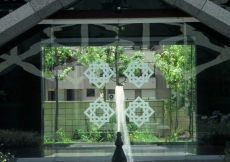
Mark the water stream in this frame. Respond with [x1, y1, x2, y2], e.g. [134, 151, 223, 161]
[115, 85, 133, 162]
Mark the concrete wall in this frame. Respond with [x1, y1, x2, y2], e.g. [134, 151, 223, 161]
[163, 0, 230, 39]
[0, 0, 77, 46]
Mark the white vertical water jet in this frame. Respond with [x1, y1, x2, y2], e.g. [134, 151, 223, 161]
[115, 85, 133, 162]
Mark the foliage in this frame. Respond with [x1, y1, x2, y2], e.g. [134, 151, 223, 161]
[73, 129, 90, 142]
[0, 151, 17, 162]
[223, 141, 230, 162]
[56, 128, 75, 143]
[42, 46, 79, 138]
[198, 132, 230, 146]
[43, 136, 54, 144]
[74, 124, 117, 142]
[73, 125, 103, 143]
[86, 125, 103, 142]
[154, 45, 196, 133]
[76, 46, 144, 99]
[44, 128, 75, 144]
[197, 111, 230, 146]
[127, 122, 138, 133]
[165, 128, 183, 142]
[197, 111, 230, 134]
[42, 46, 78, 80]
[74, 129, 85, 140]
[154, 45, 186, 90]
[0, 130, 42, 149]
[129, 125, 159, 142]
[105, 123, 117, 142]
[76, 46, 144, 74]
[106, 133, 115, 142]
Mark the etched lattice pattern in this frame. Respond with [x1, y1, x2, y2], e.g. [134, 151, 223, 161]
[123, 58, 154, 88]
[84, 58, 115, 89]
[84, 97, 115, 128]
[125, 97, 155, 127]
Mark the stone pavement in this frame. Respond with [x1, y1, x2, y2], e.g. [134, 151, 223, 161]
[17, 155, 223, 162]
[17, 144, 224, 162]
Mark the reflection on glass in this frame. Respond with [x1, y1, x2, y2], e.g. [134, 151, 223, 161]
[1, 21, 230, 160]
[42, 44, 196, 145]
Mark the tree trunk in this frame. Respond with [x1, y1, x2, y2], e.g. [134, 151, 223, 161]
[103, 86, 106, 102]
[55, 75, 59, 141]
[187, 88, 192, 139]
[191, 109, 194, 141]
[169, 88, 172, 133]
[188, 104, 192, 140]
[175, 89, 178, 131]
[115, 45, 119, 85]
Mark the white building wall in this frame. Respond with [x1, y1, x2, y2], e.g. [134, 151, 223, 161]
[106, 77, 156, 89]
[58, 89, 65, 100]
[141, 89, 156, 99]
[45, 66, 85, 90]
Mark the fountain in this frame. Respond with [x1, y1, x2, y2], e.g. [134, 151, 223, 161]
[83, 26, 145, 161]
[111, 132, 127, 162]
[83, 46, 154, 161]
[112, 85, 133, 162]
[83, 53, 154, 161]
[111, 26, 133, 161]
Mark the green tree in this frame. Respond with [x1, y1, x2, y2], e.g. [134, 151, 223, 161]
[76, 46, 144, 100]
[42, 46, 78, 140]
[154, 45, 195, 135]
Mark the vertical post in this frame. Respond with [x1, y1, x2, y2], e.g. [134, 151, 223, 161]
[81, 24, 89, 47]
[142, 23, 150, 50]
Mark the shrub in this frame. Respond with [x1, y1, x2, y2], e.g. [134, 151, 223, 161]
[197, 111, 230, 146]
[73, 129, 85, 140]
[43, 136, 54, 144]
[87, 125, 103, 142]
[198, 132, 230, 146]
[44, 128, 75, 143]
[223, 141, 230, 162]
[165, 128, 183, 142]
[0, 129, 42, 149]
[127, 122, 138, 133]
[106, 133, 115, 142]
[129, 125, 159, 142]
[0, 151, 17, 162]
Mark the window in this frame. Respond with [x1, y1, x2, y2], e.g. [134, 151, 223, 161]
[48, 90, 55, 101]
[86, 89, 95, 97]
[67, 89, 74, 101]
[124, 90, 135, 100]
[108, 89, 115, 94]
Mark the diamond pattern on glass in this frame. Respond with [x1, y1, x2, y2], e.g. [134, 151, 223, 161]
[125, 97, 155, 127]
[123, 58, 154, 88]
[84, 97, 115, 128]
[84, 58, 115, 89]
